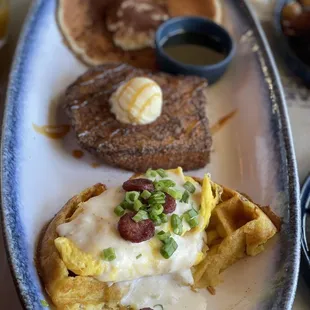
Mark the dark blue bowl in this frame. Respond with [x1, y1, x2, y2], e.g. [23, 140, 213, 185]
[155, 16, 235, 84]
[274, 0, 310, 84]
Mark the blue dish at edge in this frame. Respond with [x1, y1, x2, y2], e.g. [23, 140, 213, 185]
[274, 0, 310, 85]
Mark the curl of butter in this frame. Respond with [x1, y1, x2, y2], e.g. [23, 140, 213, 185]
[110, 77, 163, 125]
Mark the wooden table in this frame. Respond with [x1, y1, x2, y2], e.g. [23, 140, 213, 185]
[0, 1, 309, 309]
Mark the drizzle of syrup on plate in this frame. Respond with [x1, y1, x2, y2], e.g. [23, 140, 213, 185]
[72, 149, 84, 159]
[32, 123, 70, 139]
[210, 110, 237, 135]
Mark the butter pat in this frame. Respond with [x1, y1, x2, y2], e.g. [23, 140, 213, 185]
[110, 77, 163, 125]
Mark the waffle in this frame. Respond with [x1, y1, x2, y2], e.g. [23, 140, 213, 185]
[192, 185, 278, 289]
[37, 175, 279, 308]
[37, 184, 130, 309]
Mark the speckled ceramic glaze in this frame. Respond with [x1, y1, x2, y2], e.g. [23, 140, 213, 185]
[1, 0, 300, 309]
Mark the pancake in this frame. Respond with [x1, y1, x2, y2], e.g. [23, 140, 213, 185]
[168, 0, 222, 23]
[57, 0, 223, 68]
[106, 0, 170, 51]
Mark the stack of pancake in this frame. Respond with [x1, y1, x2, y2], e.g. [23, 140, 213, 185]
[57, 0, 223, 68]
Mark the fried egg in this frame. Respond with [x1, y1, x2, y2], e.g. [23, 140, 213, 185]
[40, 166, 279, 309]
[56, 168, 210, 284]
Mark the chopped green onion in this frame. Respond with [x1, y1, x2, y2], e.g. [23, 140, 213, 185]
[154, 179, 176, 191]
[141, 190, 152, 200]
[186, 208, 199, 218]
[150, 204, 164, 215]
[181, 190, 190, 203]
[114, 205, 125, 216]
[149, 212, 162, 226]
[156, 168, 168, 178]
[101, 247, 116, 261]
[133, 199, 143, 211]
[149, 192, 166, 205]
[153, 304, 164, 310]
[154, 183, 164, 192]
[188, 217, 199, 228]
[157, 230, 171, 243]
[133, 210, 149, 222]
[160, 238, 178, 259]
[125, 191, 140, 204]
[121, 200, 133, 210]
[183, 181, 196, 194]
[183, 208, 199, 228]
[146, 168, 157, 178]
[159, 213, 168, 223]
[40, 300, 49, 307]
[171, 214, 183, 235]
[164, 188, 182, 200]
[154, 218, 162, 226]
[136, 254, 142, 259]
[151, 192, 165, 199]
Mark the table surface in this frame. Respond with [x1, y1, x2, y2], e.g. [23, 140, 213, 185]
[1, 0, 310, 309]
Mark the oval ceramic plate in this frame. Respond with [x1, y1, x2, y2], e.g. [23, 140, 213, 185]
[1, 0, 300, 309]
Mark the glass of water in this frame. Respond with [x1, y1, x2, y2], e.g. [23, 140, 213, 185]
[0, 0, 9, 49]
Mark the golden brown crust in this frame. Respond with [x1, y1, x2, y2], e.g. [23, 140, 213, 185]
[64, 63, 211, 173]
[239, 192, 282, 231]
[37, 183, 126, 309]
[259, 206, 282, 232]
[192, 186, 279, 289]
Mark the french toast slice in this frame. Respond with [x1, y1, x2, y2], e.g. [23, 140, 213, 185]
[64, 63, 212, 172]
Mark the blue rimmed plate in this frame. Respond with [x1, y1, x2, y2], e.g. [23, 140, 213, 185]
[1, 0, 300, 309]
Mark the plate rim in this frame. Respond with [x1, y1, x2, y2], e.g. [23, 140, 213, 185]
[1, 0, 50, 308]
[0, 0, 301, 309]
